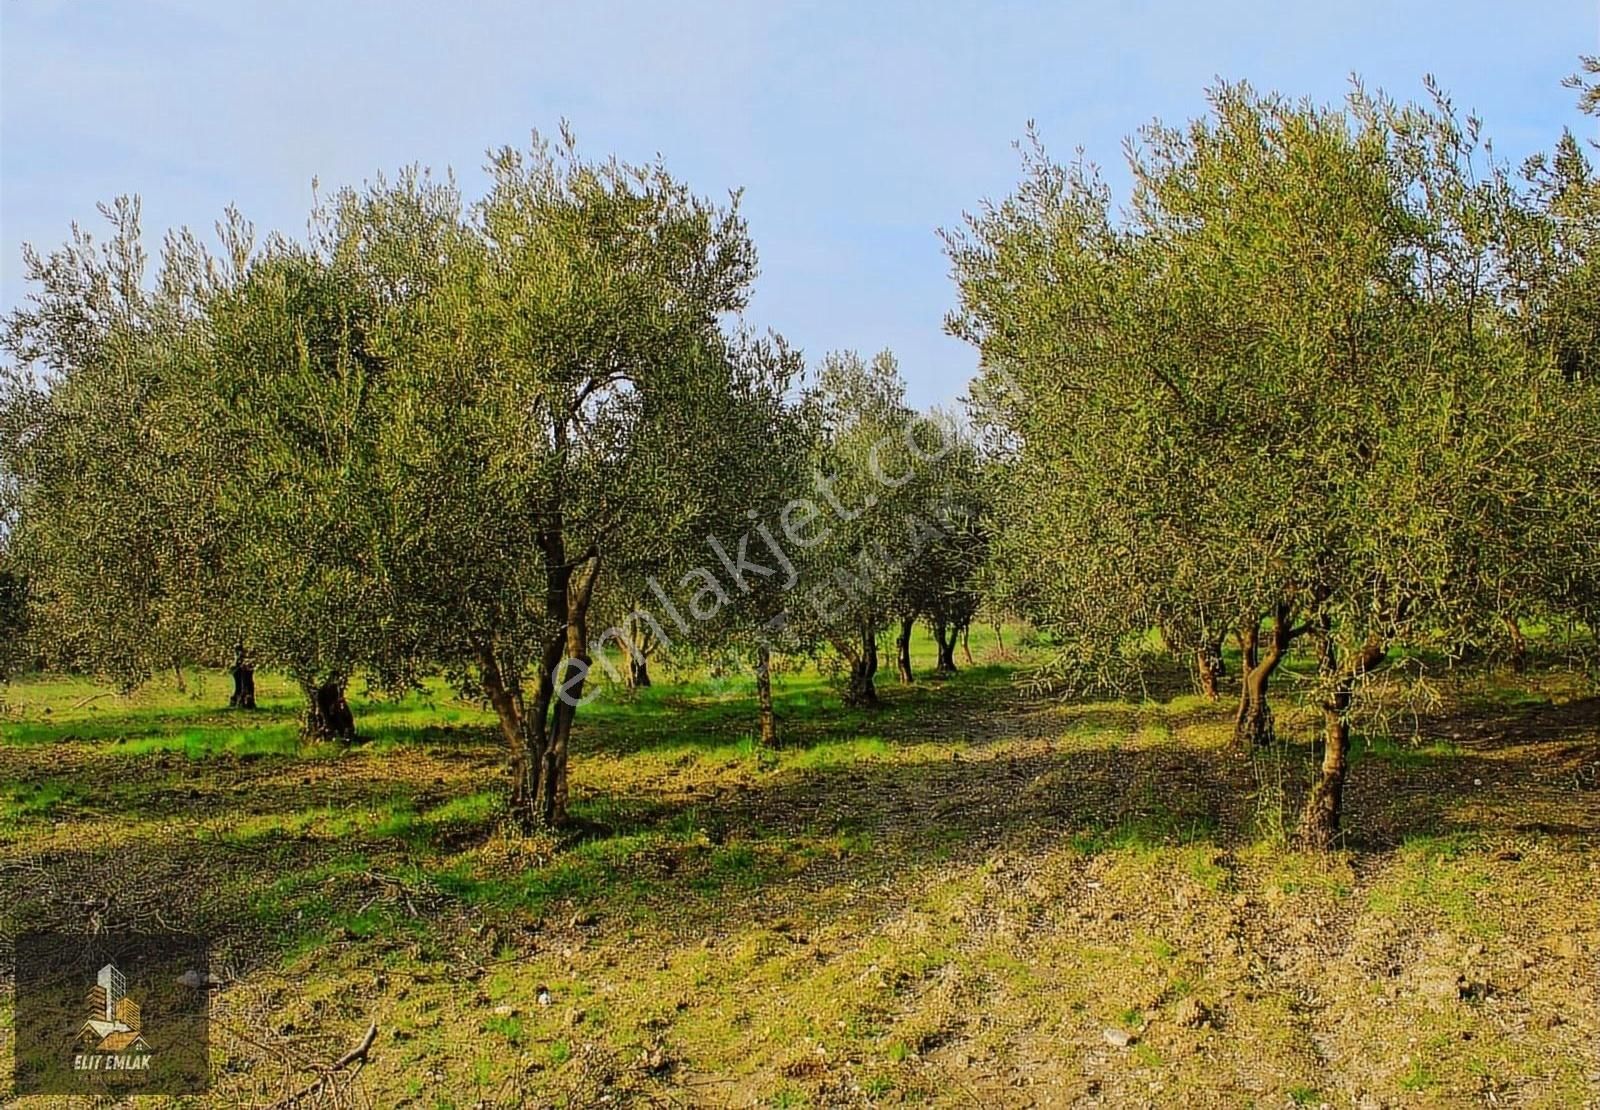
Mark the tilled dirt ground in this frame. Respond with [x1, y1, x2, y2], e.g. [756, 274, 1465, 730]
[1, 664, 1597, 1107]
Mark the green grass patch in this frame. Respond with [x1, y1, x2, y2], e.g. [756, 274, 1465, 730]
[1367, 832, 1497, 937]
[1354, 733, 1461, 767]
[1072, 807, 1219, 856]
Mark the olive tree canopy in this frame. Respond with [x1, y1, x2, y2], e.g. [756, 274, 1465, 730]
[947, 83, 1598, 846]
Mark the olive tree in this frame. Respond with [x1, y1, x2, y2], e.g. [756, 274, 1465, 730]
[948, 83, 1589, 846]
[889, 419, 989, 679]
[367, 134, 785, 828]
[199, 231, 410, 739]
[1508, 130, 1600, 641]
[585, 331, 814, 746]
[1, 200, 224, 691]
[785, 350, 957, 706]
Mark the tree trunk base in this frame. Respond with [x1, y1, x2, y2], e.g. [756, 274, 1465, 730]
[229, 667, 256, 710]
[756, 646, 779, 746]
[1297, 776, 1342, 850]
[228, 644, 256, 709]
[305, 681, 356, 742]
[895, 617, 913, 684]
[1195, 641, 1224, 700]
[844, 668, 879, 707]
[843, 626, 880, 708]
[843, 653, 879, 707]
[1234, 698, 1274, 748]
[933, 621, 958, 674]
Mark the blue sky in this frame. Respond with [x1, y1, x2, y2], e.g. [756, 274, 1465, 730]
[2, 1, 1595, 406]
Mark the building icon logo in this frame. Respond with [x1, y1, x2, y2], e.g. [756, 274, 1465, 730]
[73, 962, 154, 1070]
[16, 931, 209, 1095]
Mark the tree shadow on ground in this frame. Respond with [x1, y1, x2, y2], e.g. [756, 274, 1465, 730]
[3, 676, 1597, 981]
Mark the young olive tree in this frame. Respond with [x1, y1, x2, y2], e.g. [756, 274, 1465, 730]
[200, 235, 408, 739]
[586, 331, 814, 746]
[369, 134, 783, 828]
[890, 418, 989, 679]
[1, 200, 225, 691]
[1508, 131, 1600, 640]
[691, 335, 815, 745]
[788, 350, 954, 706]
[949, 83, 1589, 847]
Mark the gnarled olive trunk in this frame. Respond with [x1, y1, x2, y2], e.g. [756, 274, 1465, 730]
[477, 636, 555, 831]
[303, 678, 355, 742]
[1235, 604, 1297, 747]
[895, 616, 914, 683]
[1299, 637, 1386, 849]
[1503, 615, 1527, 672]
[620, 615, 654, 689]
[932, 619, 958, 674]
[1194, 637, 1225, 700]
[755, 644, 778, 746]
[841, 624, 880, 707]
[228, 643, 256, 709]
[475, 546, 601, 832]
[627, 656, 652, 688]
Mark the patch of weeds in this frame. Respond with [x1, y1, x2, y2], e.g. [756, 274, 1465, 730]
[1398, 830, 1481, 863]
[1073, 807, 1217, 856]
[430, 824, 696, 918]
[1132, 1042, 1162, 1068]
[1368, 832, 1497, 936]
[799, 822, 875, 862]
[979, 950, 1040, 993]
[332, 905, 390, 939]
[1468, 682, 1553, 712]
[216, 806, 335, 843]
[548, 1039, 572, 1065]
[1243, 843, 1353, 899]
[0, 780, 81, 828]
[117, 725, 307, 760]
[483, 971, 515, 1002]
[481, 1014, 524, 1046]
[843, 1013, 887, 1040]
[769, 1085, 808, 1108]
[422, 791, 497, 827]
[690, 842, 772, 895]
[1398, 1058, 1436, 1092]
[789, 737, 890, 770]
[1288, 1084, 1323, 1106]
[372, 799, 421, 842]
[1249, 745, 1292, 846]
[430, 856, 605, 913]
[1354, 733, 1461, 768]
[1180, 845, 1230, 891]
[239, 853, 374, 954]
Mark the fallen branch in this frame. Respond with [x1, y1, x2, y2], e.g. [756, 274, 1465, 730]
[333, 1023, 378, 1071]
[68, 692, 113, 711]
[268, 1022, 378, 1108]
